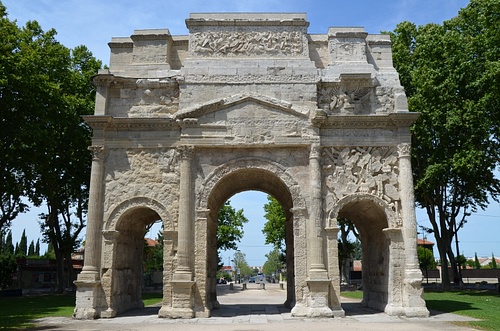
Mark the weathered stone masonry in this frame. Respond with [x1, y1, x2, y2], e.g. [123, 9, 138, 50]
[74, 13, 429, 319]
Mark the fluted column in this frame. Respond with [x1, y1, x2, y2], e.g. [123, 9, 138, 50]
[81, 145, 105, 278]
[173, 145, 195, 280]
[397, 143, 429, 317]
[308, 143, 327, 278]
[397, 143, 419, 269]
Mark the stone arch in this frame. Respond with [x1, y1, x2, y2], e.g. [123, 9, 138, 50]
[330, 193, 398, 312]
[105, 197, 175, 232]
[197, 156, 305, 310]
[198, 156, 306, 211]
[329, 193, 399, 229]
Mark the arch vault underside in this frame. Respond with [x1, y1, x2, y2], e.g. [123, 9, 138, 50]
[74, 13, 429, 320]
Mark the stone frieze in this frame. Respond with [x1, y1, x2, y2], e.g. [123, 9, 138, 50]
[190, 31, 304, 57]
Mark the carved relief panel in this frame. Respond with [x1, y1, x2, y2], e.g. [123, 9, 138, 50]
[318, 84, 372, 114]
[189, 29, 307, 57]
[322, 146, 402, 226]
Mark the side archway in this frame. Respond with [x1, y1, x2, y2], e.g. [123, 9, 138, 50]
[330, 193, 399, 312]
[100, 198, 174, 317]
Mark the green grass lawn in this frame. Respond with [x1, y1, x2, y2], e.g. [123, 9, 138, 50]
[341, 289, 500, 331]
[0, 292, 163, 330]
[425, 290, 500, 330]
[0, 293, 76, 329]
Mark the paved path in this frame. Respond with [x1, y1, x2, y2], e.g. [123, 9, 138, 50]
[34, 283, 480, 331]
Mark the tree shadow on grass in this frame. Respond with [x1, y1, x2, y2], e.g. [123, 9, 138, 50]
[426, 299, 478, 315]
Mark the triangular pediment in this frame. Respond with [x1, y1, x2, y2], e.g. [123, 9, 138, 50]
[175, 93, 309, 120]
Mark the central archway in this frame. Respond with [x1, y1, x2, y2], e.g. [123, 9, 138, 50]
[198, 157, 305, 311]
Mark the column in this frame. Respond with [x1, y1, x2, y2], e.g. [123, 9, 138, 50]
[308, 143, 327, 278]
[397, 143, 419, 269]
[173, 145, 194, 280]
[74, 145, 105, 319]
[397, 143, 429, 317]
[81, 145, 105, 278]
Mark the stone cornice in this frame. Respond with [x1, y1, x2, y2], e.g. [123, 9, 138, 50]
[92, 73, 179, 88]
[82, 115, 179, 131]
[186, 13, 309, 28]
[315, 112, 419, 129]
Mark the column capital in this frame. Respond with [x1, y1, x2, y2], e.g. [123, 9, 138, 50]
[309, 143, 321, 160]
[88, 145, 105, 161]
[397, 143, 411, 158]
[177, 145, 195, 160]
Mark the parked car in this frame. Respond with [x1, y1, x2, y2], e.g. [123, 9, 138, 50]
[248, 276, 255, 283]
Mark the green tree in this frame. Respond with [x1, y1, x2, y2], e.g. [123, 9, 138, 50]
[144, 230, 164, 274]
[474, 253, 481, 269]
[262, 195, 286, 253]
[28, 240, 35, 257]
[217, 200, 249, 268]
[418, 246, 437, 284]
[16, 229, 27, 257]
[390, 0, 500, 289]
[233, 251, 252, 279]
[2, 230, 14, 255]
[337, 218, 360, 283]
[35, 239, 40, 256]
[0, 3, 102, 292]
[490, 253, 497, 269]
[0, 3, 29, 232]
[262, 248, 284, 277]
[418, 246, 437, 278]
[0, 254, 16, 289]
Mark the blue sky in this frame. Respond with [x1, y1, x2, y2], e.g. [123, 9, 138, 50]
[4, 0, 499, 266]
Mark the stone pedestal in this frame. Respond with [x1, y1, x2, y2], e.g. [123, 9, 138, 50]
[73, 276, 101, 319]
[291, 280, 335, 317]
[158, 280, 195, 318]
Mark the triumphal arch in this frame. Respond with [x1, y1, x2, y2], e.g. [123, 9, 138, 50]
[74, 13, 429, 319]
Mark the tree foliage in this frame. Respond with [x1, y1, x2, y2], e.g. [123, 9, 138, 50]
[262, 195, 286, 253]
[233, 250, 253, 278]
[337, 218, 360, 283]
[0, 3, 102, 292]
[0, 3, 29, 231]
[490, 253, 498, 269]
[262, 248, 284, 277]
[144, 230, 163, 274]
[0, 230, 16, 289]
[217, 200, 249, 267]
[417, 246, 437, 271]
[390, 0, 500, 289]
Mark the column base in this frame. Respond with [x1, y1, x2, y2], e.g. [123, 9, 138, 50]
[291, 279, 344, 318]
[73, 276, 101, 320]
[158, 280, 195, 319]
[100, 308, 117, 318]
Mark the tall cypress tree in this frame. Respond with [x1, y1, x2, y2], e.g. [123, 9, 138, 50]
[28, 240, 35, 256]
[18, 229, 27, 257]
[35, 239, 40, 256]
[474, 253, 481, 269]
[5, 231, 14, 255]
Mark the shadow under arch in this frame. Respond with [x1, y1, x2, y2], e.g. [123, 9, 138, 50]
[331, 193, 397, 313]
[101, 197, 173, 317]
[197, 156, 305, 312]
